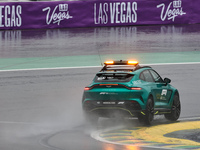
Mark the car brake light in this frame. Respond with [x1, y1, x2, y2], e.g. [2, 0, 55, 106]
[131, 87, 142, 90]
[84, 87, 90, 90]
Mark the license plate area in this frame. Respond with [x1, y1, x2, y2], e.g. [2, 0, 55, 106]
[103, 101, 116, 105]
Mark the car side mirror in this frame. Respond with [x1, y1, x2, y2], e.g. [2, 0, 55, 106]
[164, 78, 171, 85]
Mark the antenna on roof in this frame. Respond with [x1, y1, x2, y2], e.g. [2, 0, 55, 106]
[96, 49, 103, 66]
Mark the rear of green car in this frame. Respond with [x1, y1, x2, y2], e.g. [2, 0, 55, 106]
[82, 60, 181, 125]
[82, 71, 147, 119]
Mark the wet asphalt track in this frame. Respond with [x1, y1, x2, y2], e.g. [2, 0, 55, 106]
[0, 25, 200, 150]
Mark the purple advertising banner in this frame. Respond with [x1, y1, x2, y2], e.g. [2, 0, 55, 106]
[0, 0, 199, 30]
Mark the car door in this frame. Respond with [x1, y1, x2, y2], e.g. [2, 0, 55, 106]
[148, 69, 172, 108]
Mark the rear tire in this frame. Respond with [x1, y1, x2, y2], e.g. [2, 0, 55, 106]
[165, 93, 181, 121]
[144, 97, 154, 125]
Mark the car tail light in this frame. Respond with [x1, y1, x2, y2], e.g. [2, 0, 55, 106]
[130, 87, 142, 90]
[84, 87, 90, 90]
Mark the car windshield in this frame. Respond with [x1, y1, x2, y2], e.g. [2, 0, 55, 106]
[94, 73, 134, 82]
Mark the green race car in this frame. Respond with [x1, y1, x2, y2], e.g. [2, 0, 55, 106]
[82, 60, 181, 125]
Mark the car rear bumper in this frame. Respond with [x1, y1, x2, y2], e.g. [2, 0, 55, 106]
[83, 100, 142, 118]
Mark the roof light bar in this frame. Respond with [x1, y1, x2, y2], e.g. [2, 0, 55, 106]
[104, 60, 139, 66]
[128, 60, 139, 65]
[104, 60, 114, 65]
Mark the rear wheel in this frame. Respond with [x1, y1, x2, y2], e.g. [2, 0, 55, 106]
[144, 97, 154, 125]
[138, 97, 154, 125]
[165, 93, 181, 121]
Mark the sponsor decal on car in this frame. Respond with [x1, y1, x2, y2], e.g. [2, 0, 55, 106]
[100, 92, 118, 95]
[133, 80, 141, 85]
[160, 89, 167, 100]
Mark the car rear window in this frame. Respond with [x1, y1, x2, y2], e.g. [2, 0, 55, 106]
[94, 73, 134, 82]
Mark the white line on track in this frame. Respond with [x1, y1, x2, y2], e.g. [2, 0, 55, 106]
[0, 62, 200, 72]
[179, 116, 200, 121]
[0, 121, 40, 125]
[0, 66, 101, 72]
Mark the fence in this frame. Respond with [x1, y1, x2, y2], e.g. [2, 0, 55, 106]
[0, 0, 199, 30]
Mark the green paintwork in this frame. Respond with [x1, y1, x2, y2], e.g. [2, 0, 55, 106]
[82, 64, 179, 120]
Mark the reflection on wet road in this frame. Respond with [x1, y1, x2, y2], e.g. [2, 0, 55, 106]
[0, 25, 200, 71]
[0, 25, 200, 59]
